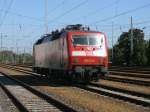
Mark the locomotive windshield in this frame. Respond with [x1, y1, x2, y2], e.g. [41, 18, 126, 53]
[72, 35, 101, 46]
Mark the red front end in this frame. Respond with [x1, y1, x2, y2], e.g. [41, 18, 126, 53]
[67, 31, 108, 78]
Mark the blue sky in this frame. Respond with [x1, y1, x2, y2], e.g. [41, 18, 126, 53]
[0, 0, 150, 54]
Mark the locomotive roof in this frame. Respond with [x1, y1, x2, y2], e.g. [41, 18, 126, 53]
[34, 33, 52, 45]
[34, 24, 104, 45]
[34, 30, 104, 45]
[66, 30, 103, 33]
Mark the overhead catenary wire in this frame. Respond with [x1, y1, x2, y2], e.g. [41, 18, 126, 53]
[44, 0, 48, 33]
[0, 9, 68, 25]
[0, 0, 7, 21]
[44, 0, 67, 33]
[69, 0, 120, 23]
[0, 0, 14, 28]
[46, 0, 66, 19]
[92, 2, 150, 24]
[1, 18, 150, 30]
[0, 8, 42, 22]
[86, 18, 150, 31]
[48, 0, 88, 23]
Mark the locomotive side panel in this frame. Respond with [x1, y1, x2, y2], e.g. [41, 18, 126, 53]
[34, 44, 47, 68]
[34, 41, 60, 69]
[47, 34, 68, 70]
[34, 33, 69, 70]
[49, 40, 60, 69]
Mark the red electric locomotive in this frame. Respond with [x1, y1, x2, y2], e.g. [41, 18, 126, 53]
[33, 24, 108, 81]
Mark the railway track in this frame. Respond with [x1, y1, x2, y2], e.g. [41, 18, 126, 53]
[109, 66, 150, 71]
[17, 64, 150, 80]
[1, 64, 150, 87]
[75, 83, 150, 107]
[8, 64, 150, 78]
[106, 75, 150, 86]
[108, 67, 150, 86]
[0, 72, 77, 112]
[109, 66, 150, 73]
[109, 71, 150, 79]
[0, 64, 150, 108]
[110, 69, 150, 74]
[89, 82, 150, 99]
[8, 64, 32, 69]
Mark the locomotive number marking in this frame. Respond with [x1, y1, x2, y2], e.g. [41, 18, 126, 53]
[84, 59, 95, 63]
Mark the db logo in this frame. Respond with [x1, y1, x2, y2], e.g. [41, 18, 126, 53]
[87, 47, 91, 50]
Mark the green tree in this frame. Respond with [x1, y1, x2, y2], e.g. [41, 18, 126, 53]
[108, 48, 112, 62]
[113, 32, 130, 65]
[147, 39, 150, 65]
[113, 46, 124, 65]
[113, 28, 147, 65]
[131, 29, 147, 65]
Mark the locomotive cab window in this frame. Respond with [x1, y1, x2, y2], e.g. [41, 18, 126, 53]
[72, 35, 101, 46]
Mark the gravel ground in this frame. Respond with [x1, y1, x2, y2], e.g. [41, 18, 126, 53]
[0, 87, 19, 112]
[0, 67, 150, 112]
